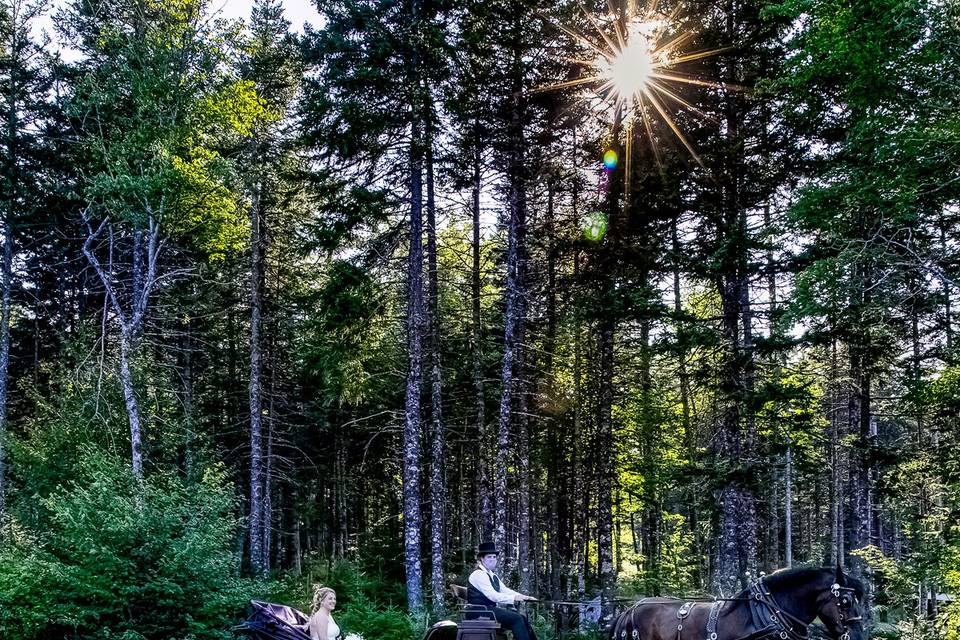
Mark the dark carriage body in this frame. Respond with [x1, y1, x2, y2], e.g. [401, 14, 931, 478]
[234, 590, 509, 640]
[427, 616, 506, 640]
[235, 600, 311, 640]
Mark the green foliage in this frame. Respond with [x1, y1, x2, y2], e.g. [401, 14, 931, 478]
[301, 260, 393, 407]
[272, 559, 415, 640]
[64, 0, 272, 260]
[338, 594, 415, 640]
[0, 450, 264, 639]
[618, 512, 697, 597]
[287, 557, 409, 611]
[7, 336, 218, 516]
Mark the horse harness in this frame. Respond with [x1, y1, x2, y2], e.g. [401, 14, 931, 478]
[741, 577, 861, 640]
[622, 577, 861, 640]
[673, 600, 723, 640]
[614, 598, 724, 640]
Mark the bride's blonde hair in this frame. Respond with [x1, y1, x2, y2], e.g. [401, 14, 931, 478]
[312, 585, 336, 612]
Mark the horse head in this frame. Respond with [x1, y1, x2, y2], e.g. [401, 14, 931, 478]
[813, 566, 866, 640]
[762, 565, 866, 640]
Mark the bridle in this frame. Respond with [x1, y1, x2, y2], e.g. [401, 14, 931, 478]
[829, 582, 863, 640]
[745, 577, 862, 640]
[607, 573, 863, 640]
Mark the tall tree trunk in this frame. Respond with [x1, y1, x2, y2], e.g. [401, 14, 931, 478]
[495, 23, 527, 575]
[460, 448, 471, 566]
[545, 178, 562, 599]
[0, 218, 11, 519]
[941, 223, 953, 352]
[293, 505, 302, 576]
[514, 150, 530, 590]
[711, 0, 760, 592]
[0, 12, 19, 516]
[179, 297, 197, 480]
[572, 251, 586, 597]
[517, 383, 531, 591]
[471, 123, 492, 540]
[249, 186, 267, 576]
[83, 216, 160, 481]
[596, 251, 616, 596]
[785, 443, 793, 567]
[263, 332, 277, 572]
[672, 218, 702, 587]
[118, 328, 144, 478]
[596, 124, 622, 600]
[403, 106, 426, 615]
[426, 137, 446, 613]
[848, 268, 873, 586]
[516, 284, 531, 593]
[402, 0, 426, 611]
[494, 201, 518, 574]
[911, 281, 923, 445]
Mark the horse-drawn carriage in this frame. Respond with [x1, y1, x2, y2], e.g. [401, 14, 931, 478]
[234, 601, 312, 640]
[235, 567, 865, 640]
[233, 586, 512, 640]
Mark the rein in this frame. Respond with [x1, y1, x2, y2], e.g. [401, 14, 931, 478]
[611, 575, 860, 640]
[739, 577, 860, 640]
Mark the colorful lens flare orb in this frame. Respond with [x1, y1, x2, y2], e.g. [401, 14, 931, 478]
[582, 211, 608, 242]
[603, 149, 618, 171]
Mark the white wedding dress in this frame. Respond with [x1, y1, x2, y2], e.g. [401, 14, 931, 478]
[327, 616, 341, 640]
[307, 613, 341, 640]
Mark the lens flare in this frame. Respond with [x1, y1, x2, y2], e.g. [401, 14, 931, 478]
[534, 7, 730, 170]
[582, 211, 608, 242]
[603, 149, 618, 171]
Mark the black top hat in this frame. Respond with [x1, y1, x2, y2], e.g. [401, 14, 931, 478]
[477, 541, 500, 557]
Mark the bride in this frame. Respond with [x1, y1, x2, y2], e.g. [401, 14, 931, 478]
[304, 586, 341, 640]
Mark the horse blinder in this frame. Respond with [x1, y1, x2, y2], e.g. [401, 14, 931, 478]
[829, 583, 863, 639]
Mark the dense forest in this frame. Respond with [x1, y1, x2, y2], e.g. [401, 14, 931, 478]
[0, 0, 958, 638]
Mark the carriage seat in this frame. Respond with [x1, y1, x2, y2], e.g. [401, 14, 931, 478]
[448, 584, 508, 640]
[449, 584, 469, 603]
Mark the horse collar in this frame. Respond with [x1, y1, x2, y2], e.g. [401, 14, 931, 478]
[746, 578, 809, 640]
[746, 577, 858, 640]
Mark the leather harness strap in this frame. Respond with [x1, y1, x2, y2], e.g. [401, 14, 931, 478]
[705, 600, 722, 640]
[674, 601, 693, 640]
[614, 575, 859, 640]
[669, 599, 722, 640]
[746, 578, 810, 640]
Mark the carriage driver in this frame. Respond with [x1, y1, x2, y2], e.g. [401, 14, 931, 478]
[467, 542, 538, 640]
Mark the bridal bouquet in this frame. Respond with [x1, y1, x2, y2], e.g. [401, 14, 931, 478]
[344, 633, 365, 640]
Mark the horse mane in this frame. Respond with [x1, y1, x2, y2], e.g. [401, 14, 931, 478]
[765, 566, 832, 589]
[740, 566, 865, 599]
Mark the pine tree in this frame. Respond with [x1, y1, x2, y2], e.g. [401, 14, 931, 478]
[241, 0, 302, 576]
[0, 0, 52, 520]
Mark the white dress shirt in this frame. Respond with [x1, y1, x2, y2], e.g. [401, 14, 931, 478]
[468, 565, 522, 606]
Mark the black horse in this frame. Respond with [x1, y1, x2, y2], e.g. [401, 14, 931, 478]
[609, 566, 865, 640]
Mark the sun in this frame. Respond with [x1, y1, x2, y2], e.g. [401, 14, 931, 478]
[594, 18, 663, 104]
[536, 5, 731, 171]
[605, 34, 653, 99]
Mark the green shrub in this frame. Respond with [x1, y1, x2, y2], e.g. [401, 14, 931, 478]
[274, 558, 418, 640]
[337, 593, 414, 640]
[0, 450, 264, 640]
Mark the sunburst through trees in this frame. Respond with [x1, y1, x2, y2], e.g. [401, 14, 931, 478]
[539, 0, 731, 175]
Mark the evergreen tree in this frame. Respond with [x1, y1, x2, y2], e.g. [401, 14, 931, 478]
[0, 0, 52, 521]
[241, 0, 303, 577]
[62, 0, 268, 479]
